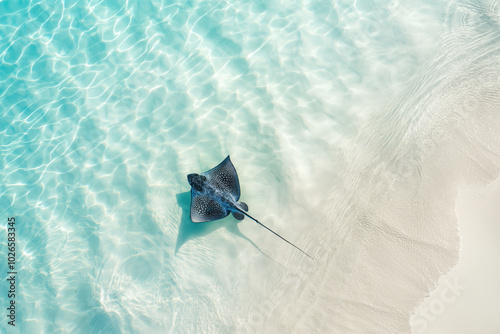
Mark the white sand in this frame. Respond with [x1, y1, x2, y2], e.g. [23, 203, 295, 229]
[411, 178, 500, 333]
[238, 20, 500, 332]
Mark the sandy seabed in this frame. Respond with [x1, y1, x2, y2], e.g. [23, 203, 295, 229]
[1, 1, 500, 333]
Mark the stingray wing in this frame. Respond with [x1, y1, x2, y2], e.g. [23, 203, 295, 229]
[202, 155, 240, 201]
[190, 190, 230, 223]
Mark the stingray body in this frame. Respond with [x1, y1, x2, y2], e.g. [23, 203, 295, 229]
[187, 156, 247, 223]
[187, 156, 312, 259]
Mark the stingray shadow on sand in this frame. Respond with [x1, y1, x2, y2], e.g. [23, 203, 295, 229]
[175, 191, 269, 257]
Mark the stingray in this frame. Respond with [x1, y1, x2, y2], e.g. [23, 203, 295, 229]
[187, 155, 313, 259]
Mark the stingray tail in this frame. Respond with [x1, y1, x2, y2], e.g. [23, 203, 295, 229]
[236, 208, 314, 260]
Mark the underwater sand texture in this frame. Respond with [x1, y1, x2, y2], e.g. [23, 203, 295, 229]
[1, 0, 500, 333]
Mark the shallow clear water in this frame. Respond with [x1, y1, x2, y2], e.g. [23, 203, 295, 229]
[1, 0, 500, 333]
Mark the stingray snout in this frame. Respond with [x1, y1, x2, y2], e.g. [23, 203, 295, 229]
[187, 173, 206, 191]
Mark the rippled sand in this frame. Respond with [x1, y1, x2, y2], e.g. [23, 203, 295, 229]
[1, 0, 499, 333]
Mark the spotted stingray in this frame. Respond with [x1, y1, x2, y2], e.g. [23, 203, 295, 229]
[187, 155, 312, 259]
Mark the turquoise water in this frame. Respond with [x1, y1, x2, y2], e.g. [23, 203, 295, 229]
[1, 0, 500, 333]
